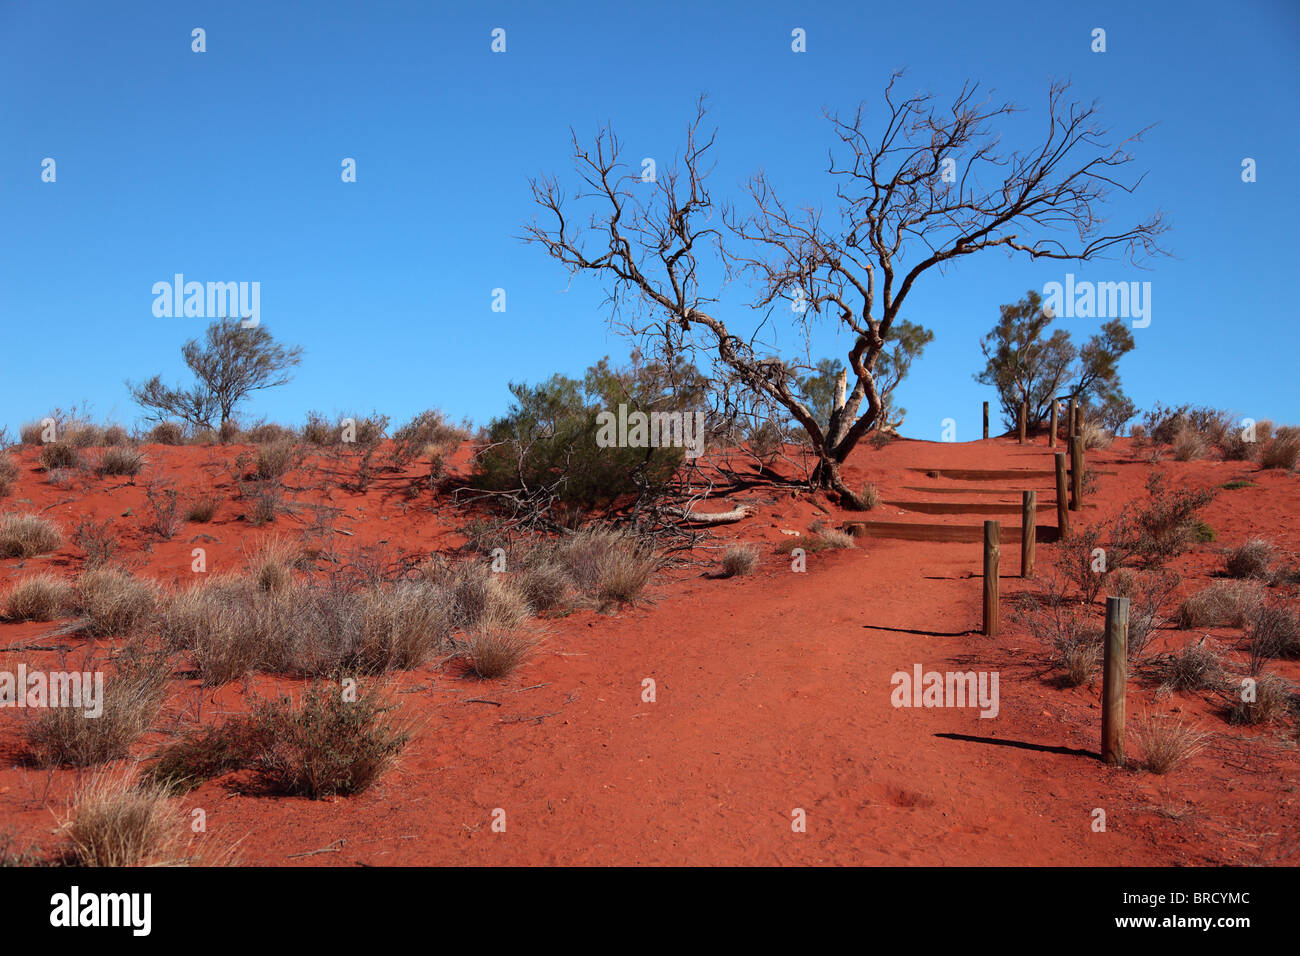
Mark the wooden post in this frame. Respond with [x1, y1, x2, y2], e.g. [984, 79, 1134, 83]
[983, 520, 999, 637]
[1102, 596, 1129, 767]
[1054, 453, 1070, 539]
[1049, 402, 1058, 448]
[1070, 435, 1085, 510]
[1017, 400, 1026, 444]
[1068, 398, 1078, 440]
[1021, 491, 1036, 578]
[982, 402, 989, 440]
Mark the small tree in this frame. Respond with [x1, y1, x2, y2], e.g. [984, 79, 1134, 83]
[975, 290, 1134, 431]
[798, 320, 933, 437]
[129, 320, 303, 434]
[526, 76, 1166, 507]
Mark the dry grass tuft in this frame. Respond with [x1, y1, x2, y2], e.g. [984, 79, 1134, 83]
[1227, 671, 1295, 726]
[146, 422, 186, 445]
[243, 535, 302, 592]
[0, 452, 18, 497]
[38, 442, 81, 472]
[1171, 428, 1206, 461]
[1178, 580, 1264, 629]
[93, 447, 145, 477]
[63, 773, 180, 867]
[555, 529, 658, 607]
[0, 512, 63, 559]
[1160, 638, 1228, 692]
[721, 544, 759, 577]
[29, 653, 170, 767]
[2, 573, 73, 621]
[1224, 539, 1275, 579]
[1246, 604, 1300, 660]
[1260, 433, 1300, 470]
[1136, 714, 1207, 774]
[849, 482, 881, 511]
[460, 627, 534, 679]
[186, 494, 219, 523]
[76, 568, 159, 636]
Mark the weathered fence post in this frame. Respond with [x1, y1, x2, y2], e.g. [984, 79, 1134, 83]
[983, 401, 989, 440]
[1018, 400, 1027, 444]
[1021, 491, 1036, 578]
[1049, 402, 1058, 448]
[983, 520, 999, 637]
[1070, 435, 1085, 510]
[1102, 596, 1129, 766]
[1054, 453, 1070, 539]
[1068, 397, 1078, 441]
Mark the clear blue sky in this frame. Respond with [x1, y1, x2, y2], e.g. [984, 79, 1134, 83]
[2, 0, 1297, 440]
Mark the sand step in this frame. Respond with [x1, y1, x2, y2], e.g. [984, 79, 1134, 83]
[881, 500, 1056, 516]
[908, 467, 1116, 481]
[901, 485, 1055, 497]
[842, 520, 1058, 543]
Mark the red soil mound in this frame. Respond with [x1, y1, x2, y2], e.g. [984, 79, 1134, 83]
[1, 434, 1296, 865]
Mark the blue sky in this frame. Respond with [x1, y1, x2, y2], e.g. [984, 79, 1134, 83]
[2, 0, 1297, 441]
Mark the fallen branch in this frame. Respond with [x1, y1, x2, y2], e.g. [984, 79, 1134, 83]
[662, 504, 752, 525]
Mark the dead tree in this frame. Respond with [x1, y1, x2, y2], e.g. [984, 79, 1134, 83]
[524, 75, 1167, 507]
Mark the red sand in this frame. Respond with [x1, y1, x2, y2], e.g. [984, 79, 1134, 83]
[1, 435, 1297, 865]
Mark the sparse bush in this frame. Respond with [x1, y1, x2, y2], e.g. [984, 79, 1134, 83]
[242, 478, 283, 525]
[143, 481, 183, 539]
[102, 425, 130, 446]
[775, 529, 855, 553]
[0, 452, 18, 497]
[93, 446, 145, 477]
[186, 495, 219, 523]
[76, 568, 159, 636]
[72, 517, 118, 570]
[249, 422, 300, 444]
[0, 512, 63, 558]
[1227, 671, 1294, 726]
[1178, 580, 1264, 629]
[1161, 638, 1228, 692]
[1259, 433, 1300, 470]
[242, 682, 411, 798]
[390, 408, 469, 465]
[255, 439, 301, 480]
[355, 581, 455, 672]
[1225, 539, 1275, 579]
[848, 482, 880, 511]
[1136, 715, 1207, 774]
[554, 528, 658, 607]
[442, 562, 533, 630]
[721, 544, 759, 577]
[146, 422, 186, 445]
[1080, 419, 1112, 450]
[460, 627, 533, 679]
[1171, 428, 1206, 461]
[29, 653, 169, 767]
[159, 577, 266, 684]
[2, 573, 73, 621]
[300, 411, 335, 446]
[1110, 473, 1215, 568]
[39, 442, 80, 471]
[1246, 604, 1300, 659]
[146, 724, 248, 793]
[507, 545, 574, 612]
[63, 775, 180, 867]
[244, 535, 301, 593]
[19, 422, 46, 445]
